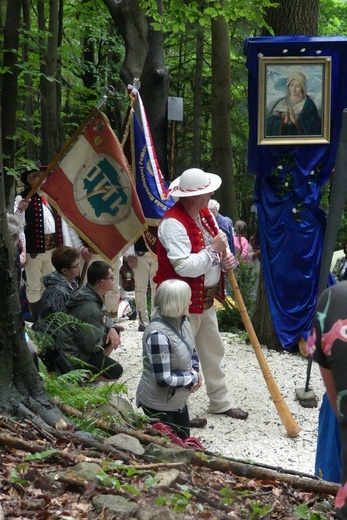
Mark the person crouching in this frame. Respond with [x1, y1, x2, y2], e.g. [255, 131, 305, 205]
[136, 279, 202, 440]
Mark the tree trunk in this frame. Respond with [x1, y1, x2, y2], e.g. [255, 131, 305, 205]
[39, 0, 63, 163]
[251, 265, 282, 350]
[0, 2, 64, 423]
[193, 452, 338, 496]
[192, 26, 204, 167]
[139, 0, 169, 178]
[103, 0, 169, 177]
[102, 0, 148, 86]
[254, 0, 320, 349]
[263, 0, 320, 36]
[22, 0, 35, 161]
[1, 0, 21, 207]
[211, 13, 238, 223]
[0, 77, 65, 428]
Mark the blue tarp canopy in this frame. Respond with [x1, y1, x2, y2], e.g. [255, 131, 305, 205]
[244, 36, 347, 351]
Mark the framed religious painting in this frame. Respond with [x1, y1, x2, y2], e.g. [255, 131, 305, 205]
[257, 56, 332, 145]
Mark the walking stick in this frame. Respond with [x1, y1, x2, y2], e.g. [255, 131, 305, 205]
[79, 261, 89, 287]
[225, 263, 301, 438]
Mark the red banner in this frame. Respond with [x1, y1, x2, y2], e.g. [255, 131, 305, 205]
[42, 111, 146, 262]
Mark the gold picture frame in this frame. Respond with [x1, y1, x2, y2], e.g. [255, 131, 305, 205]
[258, 56, 331, 145]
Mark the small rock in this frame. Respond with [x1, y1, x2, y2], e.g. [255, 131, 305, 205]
[152, 468, 180, 487]
[144, 443, 195, 463]
[137, 505, 182, 519]
[92, 494, 139, 517]
[104, 433, 145, 455]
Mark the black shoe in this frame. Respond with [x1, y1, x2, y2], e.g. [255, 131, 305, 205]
[138, 324, 146, 332]
[128, 309, 137, 321]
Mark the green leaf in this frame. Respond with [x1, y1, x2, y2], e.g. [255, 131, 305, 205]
[125, 467, 140, 476]
[295, 504, 309, 518]
[122, 484, 141, 494]
[204, 7, 218, 16]
[145, 476, 160, 489]
[24, 449, 58, 460]
[173, 498, 189, 512]
[155, 496, 167, 505]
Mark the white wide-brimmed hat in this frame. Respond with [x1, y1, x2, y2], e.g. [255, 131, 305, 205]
[168, 168, 222, 198]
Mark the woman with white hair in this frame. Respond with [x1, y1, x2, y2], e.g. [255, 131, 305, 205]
[136, 279, 202, 440]
[266, 70, 321, 136]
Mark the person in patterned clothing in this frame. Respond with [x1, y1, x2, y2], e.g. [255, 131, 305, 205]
[307, 281, 347, 520]
[15, 167, 72, 319]
[136, 279, 202, 439]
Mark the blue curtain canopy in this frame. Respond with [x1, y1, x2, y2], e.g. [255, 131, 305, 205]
[244, 36, 347, 350]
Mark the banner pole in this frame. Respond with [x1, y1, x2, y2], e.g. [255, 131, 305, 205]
[120, 79, 141, 148]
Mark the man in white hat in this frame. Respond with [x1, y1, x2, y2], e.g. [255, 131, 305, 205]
[155, 168, 248, 420]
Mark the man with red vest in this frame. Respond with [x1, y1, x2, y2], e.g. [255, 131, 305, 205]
[155, 168, 248, 420]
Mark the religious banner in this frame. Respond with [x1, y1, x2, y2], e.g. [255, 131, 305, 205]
[42, 111, 146, 262]
[125, 86, 175, 255]
[244, 36, 347, 351]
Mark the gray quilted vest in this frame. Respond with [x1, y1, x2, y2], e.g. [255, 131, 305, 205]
[136, 312, 195, 411]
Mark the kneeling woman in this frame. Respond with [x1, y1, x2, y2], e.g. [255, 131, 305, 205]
[136, 279, 202, 440]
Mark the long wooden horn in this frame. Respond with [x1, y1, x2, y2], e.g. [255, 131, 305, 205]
[226, 264, 301, 438]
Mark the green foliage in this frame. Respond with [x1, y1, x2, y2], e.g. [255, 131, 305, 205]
[10, 466, 28, 487]
[140, 0, 278, 33]
[9, 0, 126, 170]
[319, 0, 347, 36]
[217, 262, 258, 332]
[145, 476, 160, 488]
[27, 311, 100, 355]
[219, 486, 237, 504]
[24, 450, 58, 461]
[249, 502, 272, 518]
[155, 493, 190, 512]
[39, 360, 126, 410]
[295, 503, 329, 519]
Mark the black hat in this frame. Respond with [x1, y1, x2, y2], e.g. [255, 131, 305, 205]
[20, 165, 47, 186]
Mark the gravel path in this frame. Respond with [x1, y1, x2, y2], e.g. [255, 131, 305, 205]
[115, 316, 326, 477]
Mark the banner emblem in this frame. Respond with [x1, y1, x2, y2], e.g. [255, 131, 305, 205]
[74, 153, 132, 225]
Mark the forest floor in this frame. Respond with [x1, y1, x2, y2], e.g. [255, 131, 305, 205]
[0, 318, 339, 519]
[0, 417, 337, 519]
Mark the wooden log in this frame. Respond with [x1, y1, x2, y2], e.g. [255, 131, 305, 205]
[193, 452, 339, 496]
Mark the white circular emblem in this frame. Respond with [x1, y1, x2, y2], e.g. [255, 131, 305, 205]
[74, 153, 132, 225]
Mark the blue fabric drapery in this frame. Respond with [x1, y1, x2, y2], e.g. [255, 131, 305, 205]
[244, 36, 347, 350]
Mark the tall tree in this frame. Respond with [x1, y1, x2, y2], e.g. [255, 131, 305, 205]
[103, 0, 170, 176]
[140, 0, 170, 177]
[263, 0, 320, 36]
[0, 3, 66, 424]
[191, 26, 204, 167]
[22, 0, 35, 161]
[38, 0, 64, 163]
[211, 11, 237, 222]
[1, 0, 21, 206]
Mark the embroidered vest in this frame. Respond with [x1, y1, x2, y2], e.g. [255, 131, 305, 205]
[155, 201, 222, 314]
[21, 189, 64, 254]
